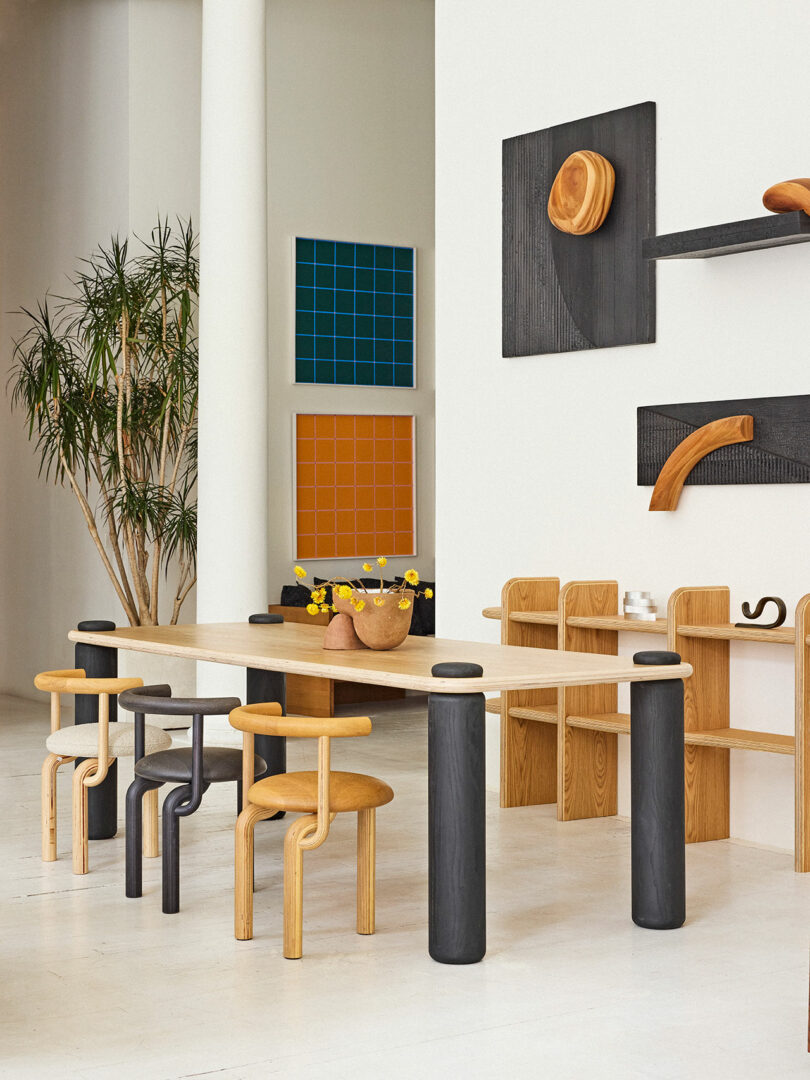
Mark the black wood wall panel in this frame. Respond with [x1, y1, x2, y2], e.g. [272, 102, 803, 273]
[502, 102, 656, 357]
[638, 395, 810, 486]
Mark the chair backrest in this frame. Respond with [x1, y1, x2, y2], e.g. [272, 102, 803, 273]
[229, 702, 372, 846]
[34, 669, 143, 696]
[34, 669, 144, 787]
[119, 684, 241, 717]
[229, 702, 371, 739]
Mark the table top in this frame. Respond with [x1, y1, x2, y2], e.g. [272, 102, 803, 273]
[68, 622, 692, 694]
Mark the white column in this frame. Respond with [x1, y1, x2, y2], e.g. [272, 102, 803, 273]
[196, 0, 268, 735]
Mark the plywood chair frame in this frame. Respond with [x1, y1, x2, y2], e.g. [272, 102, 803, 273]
[231, 703, 389, 958]
[35, 669, 149, 874]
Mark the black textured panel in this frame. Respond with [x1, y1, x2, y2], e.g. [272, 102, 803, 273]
[502, 102, 656, 357]
[638, 395, 810, 486]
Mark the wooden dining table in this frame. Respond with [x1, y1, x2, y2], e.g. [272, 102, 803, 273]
[69, 616, 692, 964]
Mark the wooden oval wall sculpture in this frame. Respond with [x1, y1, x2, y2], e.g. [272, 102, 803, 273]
[762, 178, 810, 215]
[547, 150, 616, 235]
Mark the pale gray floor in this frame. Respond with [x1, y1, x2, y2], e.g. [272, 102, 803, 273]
[2, 692, 809, 1079]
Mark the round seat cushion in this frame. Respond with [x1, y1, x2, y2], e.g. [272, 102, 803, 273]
[135, 747, 267, 785]
[247, 771, 394, 814]
[46, 722, 171, 759]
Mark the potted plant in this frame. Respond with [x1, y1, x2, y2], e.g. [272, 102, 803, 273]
[293, 558, 433, 650]
[8, 218, 198, 626]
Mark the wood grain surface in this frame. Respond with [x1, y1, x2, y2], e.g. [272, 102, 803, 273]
[547, 150, 615, 235]
[69, 622, 691, 695]
[558, 581, 619, 821]
[668, 587, 730, 844]
[649, 415, 754, 510]
[499, 578, 560, 809]
[762, 178, 810, 215]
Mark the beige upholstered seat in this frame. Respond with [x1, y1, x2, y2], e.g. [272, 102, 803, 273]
[46, 722, 171, 759]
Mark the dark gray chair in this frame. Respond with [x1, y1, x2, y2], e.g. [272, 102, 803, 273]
[119, 685, 266, 914]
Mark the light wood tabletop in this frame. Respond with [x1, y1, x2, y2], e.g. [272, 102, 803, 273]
[69, 622, 692, 694]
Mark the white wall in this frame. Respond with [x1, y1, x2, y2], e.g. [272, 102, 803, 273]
[265, 0, 435, 600]
[0, 0, 201, 698]
[435, 0, 810, 850]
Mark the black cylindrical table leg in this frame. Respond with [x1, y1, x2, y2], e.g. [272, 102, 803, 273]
[247, 614, 287, 820]
[630, 651, 685, 930]
[428, 662, 486, 964]
[75, 619, 118, 839]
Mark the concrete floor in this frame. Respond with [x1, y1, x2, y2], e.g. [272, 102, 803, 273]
[2, 692, 809, 1078]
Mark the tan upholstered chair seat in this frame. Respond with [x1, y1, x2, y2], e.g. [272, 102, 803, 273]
[46, 722, 171, 758]
[247, 771, 394, 814]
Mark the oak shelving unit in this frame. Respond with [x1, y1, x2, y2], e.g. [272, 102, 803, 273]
[484, 577, 810, 871]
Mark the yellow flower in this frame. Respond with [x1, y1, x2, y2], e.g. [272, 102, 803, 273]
[320, 604, 330, 614]
[354, 599, 366, 612]
[373, 596, 385, 606]
[337, 584, 352, 599]
[404, 569, 419, 586]
[306, 603, 319, 615]
[398, 597, 411, 610]
[424, 588, 433, 599]
[331, 604, 337, 613]
[317, 588, 327, 603]
[310, 590, 320, 601]
[376, 556, 387, 567]
[362, 562, 372, 572]
[294, 566, 307, 579]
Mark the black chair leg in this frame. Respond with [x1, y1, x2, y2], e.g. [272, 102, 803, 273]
[162, 783, 192, 914]
[161, 781, 210, 914]
[126, 776, 161, 898]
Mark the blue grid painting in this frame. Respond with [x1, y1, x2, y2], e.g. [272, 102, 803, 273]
[295, 238, 415, 387]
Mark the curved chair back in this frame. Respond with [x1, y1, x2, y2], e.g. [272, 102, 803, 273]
[229, 702, 371, 739]
[229, 703, 372, 843]
[120, 685, 242, 810]
[34, 669, 144, 786]
[119, 685, 242, 717]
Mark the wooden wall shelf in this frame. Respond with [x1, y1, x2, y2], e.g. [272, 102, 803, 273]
[486, 607, 792, 642]
[485, 577, 810, 872]
[677, 623, 795, 645]
[643, 210, 810, 260]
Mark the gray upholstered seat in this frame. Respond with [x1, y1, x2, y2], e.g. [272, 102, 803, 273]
[134, 747, 265, 785]
[46, 721, 171, 758]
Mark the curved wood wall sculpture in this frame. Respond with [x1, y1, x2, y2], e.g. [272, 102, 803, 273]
[547, 151, 615, 235]
[648, 415, 754, 511]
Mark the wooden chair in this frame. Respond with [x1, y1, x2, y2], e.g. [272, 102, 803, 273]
[35, 669, 172, 874]
[119, 685, 265, 914]
[229, 703, 394, 958]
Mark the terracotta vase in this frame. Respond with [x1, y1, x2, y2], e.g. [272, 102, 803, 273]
[322, 613, 367, 650]
[335, 589, 415, 650]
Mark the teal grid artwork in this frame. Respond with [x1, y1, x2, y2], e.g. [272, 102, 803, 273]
[295, 237, 415, 387]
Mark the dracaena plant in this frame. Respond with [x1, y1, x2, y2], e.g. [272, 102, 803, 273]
[8, 218, 198, 626]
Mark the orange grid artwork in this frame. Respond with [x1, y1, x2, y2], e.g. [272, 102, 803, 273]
[295, 413, 415, 560]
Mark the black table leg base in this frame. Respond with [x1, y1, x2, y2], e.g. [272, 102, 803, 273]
[630, 654, 686, 931]
[245, 632, 287, 823]
[75, 620, 119, 840]
[428, 662, 486, 965]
